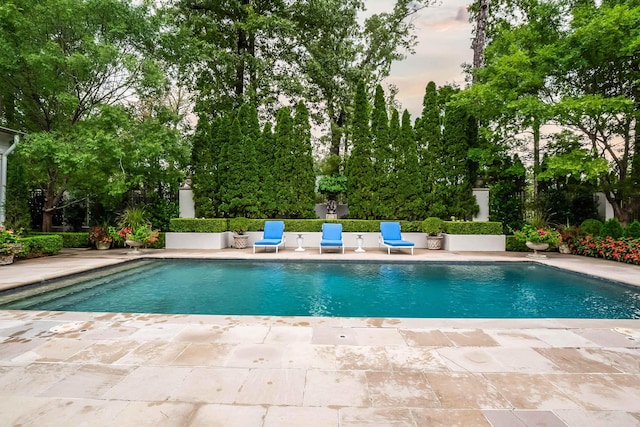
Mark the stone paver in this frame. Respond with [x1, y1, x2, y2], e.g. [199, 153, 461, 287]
[0, 249, 639, 426]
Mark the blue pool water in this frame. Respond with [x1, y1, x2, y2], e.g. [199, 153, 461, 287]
[1, 260, 639, 318]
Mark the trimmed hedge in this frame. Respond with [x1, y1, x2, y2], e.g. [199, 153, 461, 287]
[17, 235, 63, 256]
[168, 218, 504, 234]
[170, 218, 227, 232]
[34, 232, 90, 248]
[444, 221, 503, 235]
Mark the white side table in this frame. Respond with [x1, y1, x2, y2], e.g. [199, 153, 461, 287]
[295, 233, 305, 252]
[354, 233, 366, 253]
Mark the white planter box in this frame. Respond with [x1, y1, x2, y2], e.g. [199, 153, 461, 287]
[443, 234, 505, 252]
[165, 232, 231, 250]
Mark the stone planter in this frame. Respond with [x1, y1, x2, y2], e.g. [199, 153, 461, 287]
[233, 234, 249, 249]
[0, 254, 14, 265]
[125, 239, 144, 254]
[526, 241, 549, 258]
[95, 241, 111, 250]
[426, 235, 443, 250]
[558, 244, 571, 254]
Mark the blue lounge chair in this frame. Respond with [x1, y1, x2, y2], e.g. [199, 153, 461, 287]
[379, 222, 414, 255]
[253, 221, 285, 253]
[319, 223, 344, 254]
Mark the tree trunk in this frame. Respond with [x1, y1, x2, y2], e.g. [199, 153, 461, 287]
[41, 181, 64, 232]
[471, 0, 489, 80]
[532, 119, 540, 198]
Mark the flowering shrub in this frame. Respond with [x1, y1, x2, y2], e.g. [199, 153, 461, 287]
[572, 236, 640, 265]
[513, 225, 561, 246]
[0, 226, 22, 255]
[89, 226, 113, 245]
[109, 224, 159, 246]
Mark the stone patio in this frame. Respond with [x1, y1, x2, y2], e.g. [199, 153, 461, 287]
[0, 248, 639, 426]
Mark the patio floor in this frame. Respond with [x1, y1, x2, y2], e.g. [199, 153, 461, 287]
[0, 248, 639, 426]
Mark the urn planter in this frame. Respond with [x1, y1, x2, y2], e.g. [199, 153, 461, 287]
[526, 241, 549, 258]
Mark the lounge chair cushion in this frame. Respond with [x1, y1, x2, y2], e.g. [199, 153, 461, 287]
[383, 239, 414, 247]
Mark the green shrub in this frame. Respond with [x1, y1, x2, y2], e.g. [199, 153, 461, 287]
[31, 232, 90, 248]
[169, 218, 227, 232]
[444, 221, 503, 235]
[421, 217, 444, 235]
[624, 220, 640, 238]
[229, 217, 251, 234]
[506, 235, 529, 252]
[148, 232, 165, 249]
[599, 218, 624, 239]
[579, 218, 603, 236]
[18, 235, 63, 256]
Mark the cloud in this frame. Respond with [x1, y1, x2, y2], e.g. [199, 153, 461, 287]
[425, 6, 470, 32]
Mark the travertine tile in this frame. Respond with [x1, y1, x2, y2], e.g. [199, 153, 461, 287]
[555, 409, 640, 427]
[535, 348, 622, 373]
[399, 329, 453, 347]
[112, 401, 196, 426]
[574, 328, 640, 348]
[304, 370, 369, 407]
[339, 407, 415, 426]
[526, 329, 599, 348]
[225, 343, 286, 368]
[483, 373, 581, 410]
[170, 323, 225, 343]
[12, 337, 90, 362]
[103, 366, 192, 401]
[482, 410, 528, 426]
[312, 327, 358, 345]
[65, 340, 140, 364]
[545, 374, 640, 411]
[171, 342, 235, 367]
[115, 341, 190, 366]
[0, 363, 77, 396]
[217, 325, 270, 343]
[385, 346, 451, 372]
[513, 410, 569, 426]
[580, 348, 640, 374]
[350, 327, 406, 346]
[436, 347, 506, 372]
[443, 329, 500, 347]
[366, 371, 439, 408]
[281, 343, 337, 370]
[335, 346, 390, 370]
[486, 329, 551, 348]
[426, 372, 511, 409]
[7, 397, 128, 427]
[39, 364, 133, 399]
[411, 409, 491, 426]
[171, 367, 248, 403]
[234, 368, 306, 405]
[189, 404, 267, 427]
[264, 406, 338, 427]
[264, 325, 313, 343]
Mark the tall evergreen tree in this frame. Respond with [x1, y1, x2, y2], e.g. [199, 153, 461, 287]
[219, 116, 259, 217]
[371, 85, 393, 219]
[395, 109, 425, 220]
[346, 80, 375, 219]
[291, 101, 317, 218]
[440, 101, 479, 219]
[256, 122, 277, 217]
[273, 107, 295, 217]
[416, 81, 443, 216]
[190, 117, 217, 217]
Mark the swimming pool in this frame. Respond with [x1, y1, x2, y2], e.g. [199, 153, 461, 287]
[1, 260, 639, 318]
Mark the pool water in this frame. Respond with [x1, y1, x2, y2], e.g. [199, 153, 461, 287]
[1, 260, 639, 318]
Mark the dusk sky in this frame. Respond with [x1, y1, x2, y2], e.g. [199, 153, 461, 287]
[370, 0, 474, 119]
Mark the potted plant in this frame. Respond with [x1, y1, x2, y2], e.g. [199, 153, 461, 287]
[229, 217, 251, 249]
[0, 226, 23, 265]
[513, 224, 561, 258]
[558, 225, 578, 254]
[422, 217, 445, 250]
[89, 225, 113, 250]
